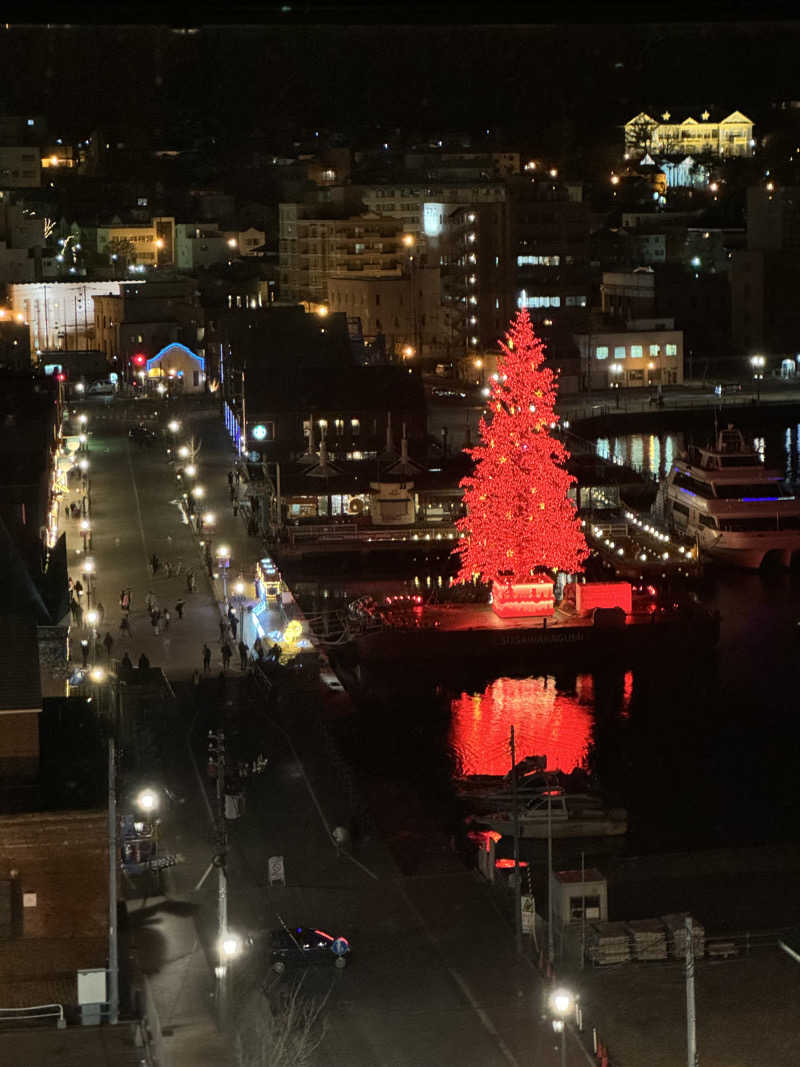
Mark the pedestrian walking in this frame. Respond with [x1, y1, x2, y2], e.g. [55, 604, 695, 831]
[227, 470, 234, 488]
[121, 651, 133, 670]
[175, 598, 185, 620]
[164, 560, 172, 579]
[70, 598, 80, 624]
[96, 603, 105, 626]
[238, 640, 248, 670]
[229, 485, 236, 502]
[219, 618, 227, 642]
[103, 632, 114, 659]
[232, 500, 239, 517]
[175, 559, 184, 576]
[221, 642, 232, 670]
[187, 570, 195, 593]
[74, 579, 83, 600]
[202, 643, 211, 671]
[80, 640, 89, 668]
[138, 652, 150, 670]
[151, 553, 160, 575]
[229, 614, 238, 640]
[163, 609, 171, 630]
[119, 589, 126, 610]
[120, 616, 131, 636]
[75, 603, 84, 629]
[95, 638, 104, 662]
[192, 668, 200, 687]
[145, 591, 154, 613]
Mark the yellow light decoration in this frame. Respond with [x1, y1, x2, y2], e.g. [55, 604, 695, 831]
[283, 619, 303, 644]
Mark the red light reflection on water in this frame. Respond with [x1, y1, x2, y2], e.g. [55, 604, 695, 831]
[450, 675, 595, 777]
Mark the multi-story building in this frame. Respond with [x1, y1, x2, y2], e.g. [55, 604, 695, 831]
[92, 216, 176, 269]
[175, 224, 265, 271]
[92, 278, 204, 370]
[442, 177, 590, 366]
[624, 110, 754, 159]
[327, 267, 444, 360]
[279, 206, 404, 302]
[577, 319, 684, 390]
[730, 185, 800, 356]
[0, 146, 41, 188]
[9, 281, 129, 354]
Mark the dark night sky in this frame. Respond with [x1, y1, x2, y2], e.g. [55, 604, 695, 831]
[1, 21, 800, 147]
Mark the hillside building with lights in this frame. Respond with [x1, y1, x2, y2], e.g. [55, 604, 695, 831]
[576, 319, 684, 390]
[624, 110, 754, 159]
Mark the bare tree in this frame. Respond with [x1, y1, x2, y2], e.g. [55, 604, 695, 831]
[234, 975, 331, 1067]
[625, 116, 657, 158]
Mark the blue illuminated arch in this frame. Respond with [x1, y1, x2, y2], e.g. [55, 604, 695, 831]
[146, 342, 205, 373]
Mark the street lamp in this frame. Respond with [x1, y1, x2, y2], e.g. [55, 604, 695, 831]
[185, 464, 197, 478]
[750, 354, 765, 401]
[136, 788, 159, 814]
[203, 511, 216, 528]
[80, 518, 91, 551]
[549, 987, 576, 1067]
[168, 420, 181, 434]
[610, 362, 623, 407]
[216, 545, 231, 600]
[216, 930, 242, 1030]
[178, 445, 190, 459]
[78, 413, 88, 427]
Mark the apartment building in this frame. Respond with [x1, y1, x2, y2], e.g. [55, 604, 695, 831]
[0, 147, 41, 188]
[92, 216, 176, 268]
[279, 206, 404, 302]
[577, 319, 684, 390]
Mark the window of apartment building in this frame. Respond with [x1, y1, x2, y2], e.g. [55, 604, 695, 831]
[565, 296, 587, 307]
[595, 346, 609, 360]
[666, 343, 678, 356]
[516, 255, 561, 266]
[517, 295, 561, 308]
[334, 419, 344, 435]
[614, 345, 626, 359]
[630, 345, 643, 359]
[355, 243, 365, 253]
[351, 418, 360, 434]
[649, 344, 660, 356]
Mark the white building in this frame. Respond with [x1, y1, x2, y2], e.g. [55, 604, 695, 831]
[9, 280, 129, 354]
[625, 110, 754, 159]
[577, 319, 684, 390]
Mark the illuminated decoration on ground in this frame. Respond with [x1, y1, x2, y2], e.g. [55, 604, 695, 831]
[492, 578, 554, 618]
[453, 309, 588, 616]
[573, 582, 632, 616]
[450, 675, 593, 776]
[283, 619, 303, 644]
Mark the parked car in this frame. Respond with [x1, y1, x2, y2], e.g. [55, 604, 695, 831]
[713, 383, 743, 397]
[269, 926, 351, 973]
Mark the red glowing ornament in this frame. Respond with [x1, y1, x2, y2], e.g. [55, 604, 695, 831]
[454, 310, 588, 616]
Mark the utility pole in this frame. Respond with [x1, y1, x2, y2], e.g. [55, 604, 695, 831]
[107, 738, 119, 1024]
[509, 725, 522, 955]
[209, 730, 229, 1030]
[547, 785, 554, 967]
[686, 915, 698, 1066]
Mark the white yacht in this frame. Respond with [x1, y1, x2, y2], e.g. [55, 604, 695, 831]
[662, 426, 800, 568]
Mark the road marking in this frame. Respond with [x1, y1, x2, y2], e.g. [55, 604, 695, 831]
[126, 435, 152, 573]
[394, 880, 520, 1067]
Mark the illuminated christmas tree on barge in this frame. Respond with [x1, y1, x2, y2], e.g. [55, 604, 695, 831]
[454, 310, 588, 618]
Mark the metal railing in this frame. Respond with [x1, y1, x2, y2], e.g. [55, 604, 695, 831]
[287, 523, 459, 546]
[0, 1002, 65, 1028]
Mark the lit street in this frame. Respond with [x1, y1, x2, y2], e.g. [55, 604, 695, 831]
[66, 395, 592, 1066]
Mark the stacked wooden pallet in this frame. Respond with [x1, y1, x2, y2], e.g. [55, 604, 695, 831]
[587, 922, 632, 966]
[626, 919, 668, 961]
[661, 913, 705, 959]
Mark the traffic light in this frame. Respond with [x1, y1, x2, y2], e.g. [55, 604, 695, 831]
[132, 354, 146, 367]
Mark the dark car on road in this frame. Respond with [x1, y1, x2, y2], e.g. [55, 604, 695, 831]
[270, 926, 350, 973]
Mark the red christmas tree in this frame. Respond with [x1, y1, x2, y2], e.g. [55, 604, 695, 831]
[454, 310, 588, 589]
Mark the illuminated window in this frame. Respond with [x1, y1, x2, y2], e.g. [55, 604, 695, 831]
[614, 346, 626, 359]
[666, 343, 678, 356]
[649, 344, 660, 356]
[630, 345, 643, 359]
[334, 418, 344, 435]
[516, 255, 561, 266]
[351, 418, 360, 434]
[595, 346, 609, 360]
[517, 294, 561, 309]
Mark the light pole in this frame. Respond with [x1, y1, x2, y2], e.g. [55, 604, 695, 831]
[208, 729, 232, 1030]
[402, 233, 419, 361]
[549, 987, 575, 1067]
[233, 578, 246, 637]
[750, 354, 765, 401]
[108, 737, 119, 1025]
[610, 362, 623, 407]
[82, 557, 95, 609]
[86, 610, 99, 664]
[216, 545, 231, 601]
[80, 518, 91, 551]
